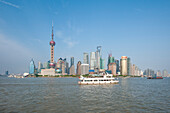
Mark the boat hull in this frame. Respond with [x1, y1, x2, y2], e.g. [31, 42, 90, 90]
[78, 81, 119, 85]
[147, 77, 163, 79]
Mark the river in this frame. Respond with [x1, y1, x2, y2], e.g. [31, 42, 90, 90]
[0, 77, 169, 112]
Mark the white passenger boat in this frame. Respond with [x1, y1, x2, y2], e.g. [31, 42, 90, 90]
[78, 73, 119, 85]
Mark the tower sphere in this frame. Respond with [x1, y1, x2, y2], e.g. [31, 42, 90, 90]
[49, 62, 55, 68]
[50, 41, 55, 46]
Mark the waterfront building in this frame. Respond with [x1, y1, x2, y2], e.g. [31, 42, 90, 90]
[65, 62, 69, 74]
[127, 57, 131, 75]
[43, 61, 49, 69]
[61, 62, 65, 75]
[70, 57, 74, 67]
[90, 52, 96, 70]
[108, 54, 114, 66]
[29, 59, 35, 74]
[38, 61, 43, 73]
[100, 58, 105, 69]
[95, 51, 100, 69]
[40, 68, 56, 76]
[143, 69, 155, 77]
[156, 70, 161, 77]
[132, 64, 136, 75]
[115, 60, 119, 74]
[69, 65, 75, 75]
[120, 56, 128, 75]
[5, 71, 9, 75]
[76, 61, 81, 75]
[162, 69, 168, 77]
[83, 53, 89, 64]
[81, 64, 89, 75]
[108, 63, 116, 75]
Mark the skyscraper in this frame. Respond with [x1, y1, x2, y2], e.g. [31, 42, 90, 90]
[76, 61, 81, 75]
[5, 71, 9, 75]
[156, 70, 161, 77]
[70, 57, 74, 66]
[115, 60, 119, 74]
[29, 59, 35, 74]
[95, 51, 100, 69]
[108, 63, 116, 75]
[100, 58, 105, 69]
[69, 57, 75, 75]
[61, 61, 65, 75]
[38, 61, 43, 73]
[127, 57, 131, 75]
[132, 64, 136, 76]
[69, 65, 75, 75]
[108, 54, 114, 66]
[120, 56, 128, 75]
[49, 23, 56, 68]
[162, 69, 168, 77]
[81, 64, 89, 75]
[83, 53, 89, 64]
[65, 62, 69, 74]
[96, 46, 101, 69]
[90, 52, 96, 70]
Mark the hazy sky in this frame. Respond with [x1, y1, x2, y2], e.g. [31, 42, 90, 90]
[0, 0, 170, 74]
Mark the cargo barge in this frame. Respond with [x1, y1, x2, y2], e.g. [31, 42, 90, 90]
[147, 77, 163, 79]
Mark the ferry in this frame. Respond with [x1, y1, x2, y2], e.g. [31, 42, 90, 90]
[78, 73, 119, 85]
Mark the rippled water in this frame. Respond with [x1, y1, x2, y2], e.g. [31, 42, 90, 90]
[0, 77, 170, 113]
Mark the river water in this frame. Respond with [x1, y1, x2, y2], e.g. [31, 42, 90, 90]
[0, 77, 169, 113]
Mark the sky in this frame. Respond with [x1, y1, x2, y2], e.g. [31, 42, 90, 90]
[0, 0, 170, 74]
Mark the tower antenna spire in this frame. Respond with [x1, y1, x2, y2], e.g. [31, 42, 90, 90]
[52, 21, 54, 40]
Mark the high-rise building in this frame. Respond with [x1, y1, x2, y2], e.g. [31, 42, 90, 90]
[156, 70, 161, 77]
[127, 57, 131, 75]
[100, 58, 105, 69]
[81, 64, 89, 75]
[43, 62, 49, 69]
[69, 65, 75, 75]
[29, 59, 35, 74]
[120, 56, 128, 75]
[69, 57, 75, 75]
[108, 63, 116, 75]
[115, 60, 119, 74]
[96, 46, 101, 69]
[95, 51, 100, 69]
[108, 54, 114, 66]
[143, 69, 155, 77]
[49, 23, 56, 68]
[90, 52, 96, 70]
[70, 57, 74, 66]
[83, 53, 89, 64]
[65, 62, 69, 74]
[162, 69, 168, 77]
[5, 71, 9, 75]
[76, 61, 81, 75]
[132, 64, 136, 75]
[38, 61, 43, 73]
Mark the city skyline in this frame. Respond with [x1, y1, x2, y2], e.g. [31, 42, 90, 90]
[0, 0, 170, 74]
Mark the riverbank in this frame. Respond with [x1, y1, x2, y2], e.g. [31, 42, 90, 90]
[26, 74, 142, 78]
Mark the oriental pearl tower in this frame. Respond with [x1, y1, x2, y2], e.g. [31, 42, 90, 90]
[49, 23, 55, 68]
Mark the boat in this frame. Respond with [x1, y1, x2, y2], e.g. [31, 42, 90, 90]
[78, 73, 119, 85]
[147, 76, 163, 79]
